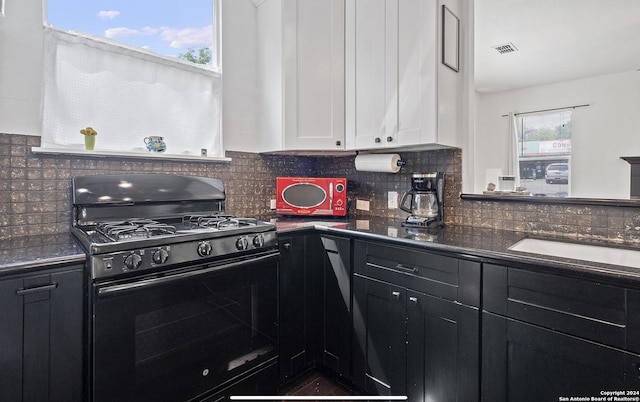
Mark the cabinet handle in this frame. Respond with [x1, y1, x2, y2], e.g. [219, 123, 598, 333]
[282, 243, 291, 250]
[335, 140, 341, 146]
[391, 291, 401, 299]
[386, 136, 393, 142]
[375, 137, 381, 143]
[16, 282, 58, 295]
[409, 296, 419, 304]
[395, 263, 419, 274]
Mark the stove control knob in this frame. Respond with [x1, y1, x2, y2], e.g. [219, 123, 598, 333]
[197, 241, 213, 257]
[236, 236, 249, 251]
[124, 253, 142, 270]
[253, 234, 265, 248]
[152, 248, 169, 264]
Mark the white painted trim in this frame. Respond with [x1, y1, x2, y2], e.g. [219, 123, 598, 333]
[31, 147, 232, 163]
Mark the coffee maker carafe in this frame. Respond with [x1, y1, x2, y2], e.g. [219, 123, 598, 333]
[400, 172, 445, 227]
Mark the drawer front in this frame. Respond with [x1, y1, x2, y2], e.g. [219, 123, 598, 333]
[483, 263, 627, 349]
[354, 240, 480, 306]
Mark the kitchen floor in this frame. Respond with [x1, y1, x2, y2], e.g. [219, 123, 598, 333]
[282, 370, 356, 400]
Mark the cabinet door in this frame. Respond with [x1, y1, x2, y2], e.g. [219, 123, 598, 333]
[48, 268, 84, 401]
[320, 235, 351, 379]
[278, 235, 308, 382]
[345, 0, 387, 149]
[0, 277, 24, 401]
[283, 0, 345, 151]
[352, 275, 406, 396]
[407, 291, 479, 402]
[482, 312, 640, 402]
[346, 0, 439, 150]
[0, 267, 84, 402]
[396, 0, 437, 147]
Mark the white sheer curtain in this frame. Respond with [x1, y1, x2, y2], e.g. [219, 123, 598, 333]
[508, 112, 520, 187]
[42, 26, 222, 157]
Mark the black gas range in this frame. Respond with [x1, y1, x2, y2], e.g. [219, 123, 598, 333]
[71, 174, 279, 402]
[71, 174, 278, 280]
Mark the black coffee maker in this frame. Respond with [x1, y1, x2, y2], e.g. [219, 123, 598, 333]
[400, 172, 445, 227]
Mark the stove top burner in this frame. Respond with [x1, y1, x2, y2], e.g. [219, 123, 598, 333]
[97, 219, 177, 241]
[182, 214, 259, 230]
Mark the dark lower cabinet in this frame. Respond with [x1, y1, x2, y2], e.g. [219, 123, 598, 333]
[319, 235, 351, 379]
[352, 274, 479, 401]
[0, 264, 84, 402]
[278, 233, 352, 384]
[407, 290, 479, 402]
[352, 240, 480, 401]
[279, 234, 312, 382]
[482, 312, 640, 402]
[352, 275, 406, 396]
[482, 263, 640, 401]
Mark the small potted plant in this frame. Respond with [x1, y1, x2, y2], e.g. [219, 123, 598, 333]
[80, 127, 98, 150]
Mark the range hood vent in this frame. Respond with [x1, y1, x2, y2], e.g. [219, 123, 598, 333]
[493, 43, 518, 54]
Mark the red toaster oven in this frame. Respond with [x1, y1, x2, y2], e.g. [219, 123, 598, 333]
[276, 177, 347, 216]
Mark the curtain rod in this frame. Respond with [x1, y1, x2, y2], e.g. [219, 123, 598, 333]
[501, 103, 590, 117]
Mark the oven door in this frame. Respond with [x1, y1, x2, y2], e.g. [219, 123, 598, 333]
[91, 251, 279, 402]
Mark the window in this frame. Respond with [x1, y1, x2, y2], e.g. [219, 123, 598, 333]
[515, 110, 572, 197]
[41, 1, 224, 159]
[47, 0, 218, 69]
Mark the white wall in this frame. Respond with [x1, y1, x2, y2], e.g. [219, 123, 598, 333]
[0, 0, 44, 135]
[470, 70, 640, 199]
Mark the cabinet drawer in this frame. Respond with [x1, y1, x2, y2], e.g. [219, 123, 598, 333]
[483, 263, 639, 351]
[354, 240, 480, 306]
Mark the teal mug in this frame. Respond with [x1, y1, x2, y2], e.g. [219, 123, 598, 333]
[144, 136, 167, 153]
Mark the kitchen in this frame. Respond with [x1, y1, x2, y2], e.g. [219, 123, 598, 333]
[2, 0, 640, 401]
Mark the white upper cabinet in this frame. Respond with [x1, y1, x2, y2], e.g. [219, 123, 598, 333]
[258, 0, 345, 152]
[345, 0, 463, 151]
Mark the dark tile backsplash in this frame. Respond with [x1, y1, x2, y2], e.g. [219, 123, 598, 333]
[3, 133, 640, 244]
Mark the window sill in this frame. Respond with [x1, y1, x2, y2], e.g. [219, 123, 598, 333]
[31, 147, 232, 163]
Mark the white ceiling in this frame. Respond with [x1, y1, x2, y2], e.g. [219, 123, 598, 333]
[474, 0, 640, 92]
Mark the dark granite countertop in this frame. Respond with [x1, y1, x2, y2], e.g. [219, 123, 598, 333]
[3, 218, 640, 288]
[274, 216, 640, 289]
[0, 233, 86, 277]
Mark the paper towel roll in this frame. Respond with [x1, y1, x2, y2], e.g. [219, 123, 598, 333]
[355, 153, 403, 173]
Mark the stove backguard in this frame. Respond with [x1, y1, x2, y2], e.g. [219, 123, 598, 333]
[72, 174, 226, 227]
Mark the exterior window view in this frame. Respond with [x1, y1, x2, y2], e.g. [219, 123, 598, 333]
[46, 0, 217, 67]
[516, 110, 572, 197]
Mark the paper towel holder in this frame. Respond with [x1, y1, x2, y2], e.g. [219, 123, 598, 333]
[354, 152, 406, 173]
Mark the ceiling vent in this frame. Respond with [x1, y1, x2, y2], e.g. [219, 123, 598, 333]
[493, 43, 518, 54]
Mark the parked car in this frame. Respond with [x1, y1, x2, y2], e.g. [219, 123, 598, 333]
[545, 163, 569, 184]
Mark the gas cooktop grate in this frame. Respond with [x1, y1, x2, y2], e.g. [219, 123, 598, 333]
[96, 220, 178, 241]
[182, 214, 259, 230]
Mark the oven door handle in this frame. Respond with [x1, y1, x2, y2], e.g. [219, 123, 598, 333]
[96, 252, 279, 297]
